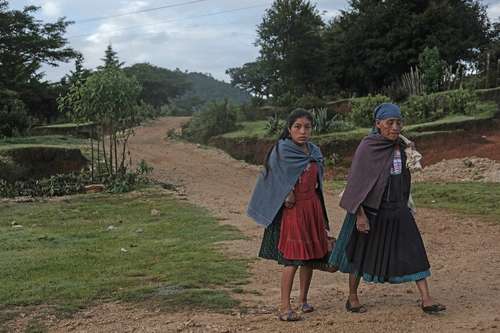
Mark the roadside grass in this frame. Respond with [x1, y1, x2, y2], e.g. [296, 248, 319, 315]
[412, 182, 500, 222]
[221, 121, 268, 139]
[329, 180, 500, 223]
[0, 135, 88, 151]
[0, 187, 248, 327]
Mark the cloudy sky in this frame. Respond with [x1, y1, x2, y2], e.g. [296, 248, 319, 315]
[8, 0, 500, 83]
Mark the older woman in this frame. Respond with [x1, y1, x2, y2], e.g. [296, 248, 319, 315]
[329, 103, 445, 314]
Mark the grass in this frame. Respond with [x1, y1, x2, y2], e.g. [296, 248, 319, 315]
[412, 182, 500, 222]
[35, 122, 94, 129]
[328, 180, 500, 223]
[0, 187, 248, 327]
[0, 135, 88, 151]
[221, 121, 269, 139]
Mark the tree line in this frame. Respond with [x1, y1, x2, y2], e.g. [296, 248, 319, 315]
[227, 0, 499, 104]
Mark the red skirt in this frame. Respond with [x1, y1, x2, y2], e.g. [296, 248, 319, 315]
[278, 163, 329, 260]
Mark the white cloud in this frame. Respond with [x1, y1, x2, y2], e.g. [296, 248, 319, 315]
[41, 0, 62, 18]
[488, 3, 500, 21]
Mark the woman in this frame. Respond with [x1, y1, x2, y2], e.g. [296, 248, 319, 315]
[329, 103, 445, 314]
[247, 109, 335, 322]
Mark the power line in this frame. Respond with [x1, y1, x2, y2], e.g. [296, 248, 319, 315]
[75, 0, 210, 24]
[68, 3, 268, 40]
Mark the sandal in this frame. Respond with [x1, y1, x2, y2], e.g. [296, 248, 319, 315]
[299, 303, 314, 313]
[278, 309, 301, 322]
[345, 300, 367, 313]
[421, 303, 446, 314]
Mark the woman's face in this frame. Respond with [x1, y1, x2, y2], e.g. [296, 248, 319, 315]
[289, 117, 312, 146]
[376, 117, 402, 141]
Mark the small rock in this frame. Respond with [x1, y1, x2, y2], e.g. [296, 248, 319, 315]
[151, 209, 160, 216]
[12, 224, 23, 229]
[406, 289, 414, 294]
[107, 225, 116, 231]
[120, 248, 128, 253]
[135, 228, 144, 233]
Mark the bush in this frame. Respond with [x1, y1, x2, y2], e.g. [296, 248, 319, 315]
[350, 94, 391, 127]
[183, 100, 238, 143]
[444, 89, 478, 115]
[401, 89, 478, 124]
[265, 113, 285, 135]
[0, 90, 31, 138]
[401, 94, 444, 124]
[295, 95, 326, 109]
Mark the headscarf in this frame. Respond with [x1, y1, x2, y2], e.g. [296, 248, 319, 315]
[371, 103, 402, 134]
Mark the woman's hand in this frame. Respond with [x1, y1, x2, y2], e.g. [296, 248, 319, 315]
[284, 191, 295, 208]
[356, 207, 370, 234]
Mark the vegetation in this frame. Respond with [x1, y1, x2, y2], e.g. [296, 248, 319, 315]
[0, 187, 248, 323]
[0, 0, 78, 124]
[228, 0, 496, 100]
[412, 182, 500, 222]
[183, 100, 238, 143]
[58, 46, 148, 181]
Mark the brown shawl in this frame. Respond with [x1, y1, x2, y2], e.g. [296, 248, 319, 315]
[340, 133, 404, 214]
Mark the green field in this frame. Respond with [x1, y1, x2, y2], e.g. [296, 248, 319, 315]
[0, 187, 248, 328]
[0, 135, 88, 151]
[329, 180, 500, 223]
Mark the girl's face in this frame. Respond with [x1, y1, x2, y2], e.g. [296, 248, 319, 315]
[376, 117, 402, 141]
[289, 117, 312, 146]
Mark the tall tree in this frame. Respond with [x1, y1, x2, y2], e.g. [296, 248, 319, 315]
[255, 0, 325, 99]
[226, 60, 272, 99]
[98, 44, 124, 70]
[0, 0, 77, 91]
[323, 0, 492, 94]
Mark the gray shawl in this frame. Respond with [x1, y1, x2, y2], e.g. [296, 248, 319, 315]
[247, 138, 325, 227]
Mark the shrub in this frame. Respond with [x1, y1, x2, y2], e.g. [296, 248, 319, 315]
[401, 89, 479, 124]
[295, 95, 326, 109]
[265, 113, 285, 135]
[183, 100, 238, 143]
[350, 94, 391, 127]
[444, 89, 478, 115]
[0, 90, 31, 138]
[401, 94, 444, 124]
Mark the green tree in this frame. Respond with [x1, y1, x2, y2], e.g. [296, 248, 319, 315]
[0, 1, 77, 124]
[99, 44, 124, 70]
[255, 0, 325, 99]
[59, 67, 144, 178]
[419, 47, 445, 93]
[323, 0, 492, 95]
[123, 63, 191, 108]
[0, 0, 77, 90]
[226, 60, 272, 99]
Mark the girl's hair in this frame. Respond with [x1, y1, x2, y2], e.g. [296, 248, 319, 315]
[263, 108, 313, 175]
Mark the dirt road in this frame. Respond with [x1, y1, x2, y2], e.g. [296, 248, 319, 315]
[50, 117, 500, 332]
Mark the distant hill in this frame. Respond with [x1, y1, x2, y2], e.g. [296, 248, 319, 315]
[178, 72, 251, 105]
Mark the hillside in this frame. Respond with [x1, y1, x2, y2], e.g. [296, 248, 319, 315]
[176, 72, 251, 106]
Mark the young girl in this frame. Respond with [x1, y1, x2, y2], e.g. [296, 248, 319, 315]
[247, 109, 335, 322]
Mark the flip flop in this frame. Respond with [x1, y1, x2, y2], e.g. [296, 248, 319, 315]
[278, 309, 301, 322]
[300, 303, 314, 313]
[345, 300, 367, 313]
[421, 303, 446, 314]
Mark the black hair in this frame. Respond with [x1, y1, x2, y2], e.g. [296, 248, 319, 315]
[263, 108, 313, 176]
